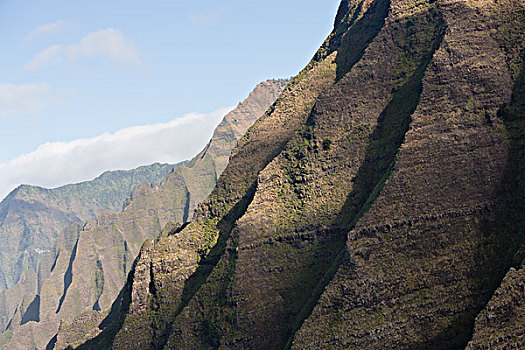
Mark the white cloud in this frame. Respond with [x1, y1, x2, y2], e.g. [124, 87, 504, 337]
[189, 5, 230, 25]
[25, 28, 142, 70]
[24, 45, 63, 70]
[189, 0, 247, 25]
[24, 20, 67, 43]
[0, 81, 71, 116]
[0, 107, 233, 201]
[65, 28, 143, 65]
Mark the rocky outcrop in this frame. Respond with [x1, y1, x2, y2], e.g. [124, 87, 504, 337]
[0, 80, 286, 350]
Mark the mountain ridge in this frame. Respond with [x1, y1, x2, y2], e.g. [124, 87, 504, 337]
[59, 0, 524, 349]
[0, 162, 175, 293]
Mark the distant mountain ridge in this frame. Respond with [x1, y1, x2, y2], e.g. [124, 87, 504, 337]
[0, 79, 288, 350]
[0, 162, 176, 292]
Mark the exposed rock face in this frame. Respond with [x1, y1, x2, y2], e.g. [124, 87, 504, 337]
[0, 80, 286, 350]
[466, 24, 525, 348]
[292, 0, 524, 348]
[60, 0, 524, 349]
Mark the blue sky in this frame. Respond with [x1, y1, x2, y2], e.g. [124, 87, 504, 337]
[0, 0, 340, 199]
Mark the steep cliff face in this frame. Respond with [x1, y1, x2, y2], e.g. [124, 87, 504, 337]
[0, 80, 286, 350]
[292, 0, 524, 347]
[466, 37, 525, 350]
[62, 0, 523, 349]
[0, 163, 175, 293]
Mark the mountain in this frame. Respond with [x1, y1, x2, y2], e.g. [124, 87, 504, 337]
[0, 163, 176, 292]
[0, 79, 288, 350]
[54, 0, 525, 349]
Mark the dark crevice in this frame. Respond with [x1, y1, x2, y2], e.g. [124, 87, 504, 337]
[123, 240, 129, 275]
[56, 237, 79, 314]
[168, 222, 190, 237]
[188, 226, 242, 349]
[21, 294, 40, 325]
[148, 261, 157, 297]
[50, 249, 59, 273]
[304, 0, 388, 133]
[334, 0, 351, 27]
[182, 187, 191, 224]
[199, 142, 211, 162]
[334, 0, 390, 80]
[92, 259, 104, 311]
[5, 315, 13, 332]
[499, 58, 525, 264]
[311, 0, 366, 67]
[92, 300, 101, 312]
[286, 8, 446, 348]
[45, 333, 58, 350]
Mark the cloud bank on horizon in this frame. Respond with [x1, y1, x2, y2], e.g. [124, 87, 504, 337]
[0, 107, 232, 201]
